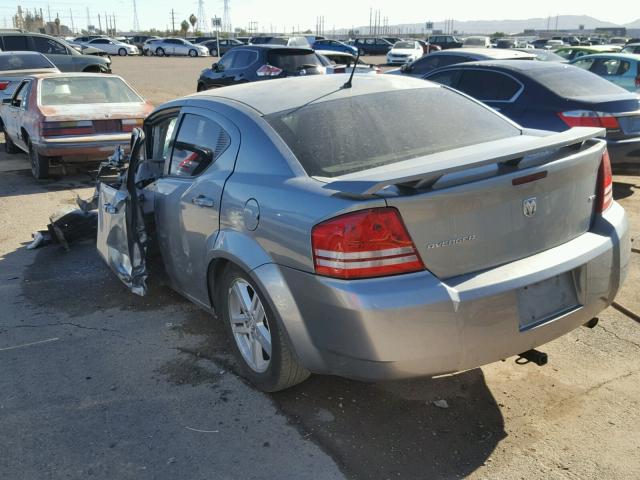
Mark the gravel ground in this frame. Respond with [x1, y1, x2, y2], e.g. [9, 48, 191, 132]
[0, 57, 638, 479]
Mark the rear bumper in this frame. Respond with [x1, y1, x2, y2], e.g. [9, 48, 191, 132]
[35, 134, 130, 161]
[254, 202, 629, 381]
[607, 135, 640, 170]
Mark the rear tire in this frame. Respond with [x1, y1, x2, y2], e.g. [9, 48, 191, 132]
[29, 140, 49, 179]
[189, 49, 197, 57]
[209, 49, 218, 57]
[217, 265, 310, 392]
[118, 48, 127, 56]
[196, 83, 207, 92]
[3, 126, 19, 154]
[155, 47, 165, 57]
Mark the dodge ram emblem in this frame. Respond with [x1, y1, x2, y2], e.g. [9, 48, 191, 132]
[523, 197, 537, 217]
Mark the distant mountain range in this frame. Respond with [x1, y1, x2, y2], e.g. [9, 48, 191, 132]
[342, 15, 640, 35]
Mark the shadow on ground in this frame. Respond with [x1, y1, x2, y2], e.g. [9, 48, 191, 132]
[11, 213, 505, 480]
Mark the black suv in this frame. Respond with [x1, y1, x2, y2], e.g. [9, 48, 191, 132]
[427, 35, 463, 50]
[350, 38, 393, 55]
[0, 32, 111, 73]
[197, 45, 324, 91]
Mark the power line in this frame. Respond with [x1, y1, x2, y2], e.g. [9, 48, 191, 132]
[196, 0, 206, 32]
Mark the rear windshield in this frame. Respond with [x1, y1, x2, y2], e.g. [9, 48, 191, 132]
[464, 37, 488, 45]
[0, 54, 53, 71]
[530, 65, 628, 98]
[267, 50, 322, 73]
[40, 77, 143, 105]
[265, 88, 520, 178]
[394, 42, 415, 49]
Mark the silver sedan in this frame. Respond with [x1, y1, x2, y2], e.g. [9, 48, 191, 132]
[97, 75, 629, 392]
[151, 38, 209, 57]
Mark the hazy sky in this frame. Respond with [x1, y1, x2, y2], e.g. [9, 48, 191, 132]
[2, 0, 636, 32]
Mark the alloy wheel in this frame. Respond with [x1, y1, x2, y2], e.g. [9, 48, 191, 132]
[227, 279, 271, 373]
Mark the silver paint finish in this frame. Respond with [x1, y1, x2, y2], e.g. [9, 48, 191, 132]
[98, 75, 629, 382]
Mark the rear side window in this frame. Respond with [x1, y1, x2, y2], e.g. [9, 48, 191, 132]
[2, 36, 29, 50]
[231, 50, 257, 68]
[532, 64, 628, 98]
[33, 37, 67, 55]
[267, 50, 322, 73]
[0, 54, 53, 70]
[265, 88, 520, 178]
[169, 114, 231, 177]
[455, 70, 522, 101]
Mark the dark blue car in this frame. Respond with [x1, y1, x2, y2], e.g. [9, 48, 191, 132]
[424, 60, 640, 169]
[312, 39, 357, 55]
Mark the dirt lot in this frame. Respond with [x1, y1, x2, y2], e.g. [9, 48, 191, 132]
[0, 56, 639, 479]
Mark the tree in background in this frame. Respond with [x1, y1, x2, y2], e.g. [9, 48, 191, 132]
[180, 20, 189, 37]
[189, 14, 197, 35]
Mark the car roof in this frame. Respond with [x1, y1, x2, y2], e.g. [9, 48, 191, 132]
[555, 45, 618, 51]
[188, 74, 437, 115]
[24, 72, 125, 79]
[569, 53, 640, 61]
[429, 59, 565, 73]
[0, 51, 47, 57]
[233, 45, 313, 51]
[315, 50, 353, 57]
[431, 48, 535, 59]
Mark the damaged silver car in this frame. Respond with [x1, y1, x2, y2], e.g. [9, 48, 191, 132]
[96, 75, 629, 392]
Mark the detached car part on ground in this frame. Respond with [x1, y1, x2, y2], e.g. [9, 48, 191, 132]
[97, 75, 629, 392]
[0, 72, 153, 179]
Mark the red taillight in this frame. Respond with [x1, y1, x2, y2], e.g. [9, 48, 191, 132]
[311, 207, 424, 279]
[333, 66, 346, 73]
[0, 81, 10, 90]
[41, 120, 95, 137]
[635, 75, 640, 88]
[256, 64, 283, 77]
[122, 118, 144, 132]
[596, 149, 613, 213]
[558, 110, 620, 130]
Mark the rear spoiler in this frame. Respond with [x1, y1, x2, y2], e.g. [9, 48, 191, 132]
[322, 127, 604, 196]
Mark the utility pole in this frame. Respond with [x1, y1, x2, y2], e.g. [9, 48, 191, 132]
[133, 0, 140, 31]
[112, 13, 116, 34]
[170, 9, 176, 34]
[369, 8, 372, 36]
[47, 5, 51, 22]
[70, 8, 75, 33]
[86, 8, 90, 32]
[98, 13, 102, 34]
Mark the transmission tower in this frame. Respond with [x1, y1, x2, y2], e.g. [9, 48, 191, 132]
[222, 0, 231, 34]
[196, 0, 206, 32]
[132, 0, 140, 31]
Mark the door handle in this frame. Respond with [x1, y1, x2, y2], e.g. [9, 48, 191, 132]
[192, 195, 215, 208]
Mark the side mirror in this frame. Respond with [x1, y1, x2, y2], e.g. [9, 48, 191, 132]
[401, 64, 412, 73]
[211, 62, 219, 71]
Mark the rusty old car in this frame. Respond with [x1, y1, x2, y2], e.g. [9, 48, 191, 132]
[0, 72, 153, 179]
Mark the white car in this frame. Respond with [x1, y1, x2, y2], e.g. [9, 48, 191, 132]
[150, 38, 209, 57]
[463, 36, 491, 48]
[86, 38, 139, 56]
[386, 41, 423, 65]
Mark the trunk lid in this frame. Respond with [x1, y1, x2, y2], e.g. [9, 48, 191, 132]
[324, 128, 605, 279]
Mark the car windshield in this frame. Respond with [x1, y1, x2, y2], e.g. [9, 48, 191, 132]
[530, 65, 628, 98]
[265, 88, 520, 178]
[40, 77, 143, 105]
[394, 42, 415, 49]
[464, 37, 487, 45]
[0, 54, 54, 71]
